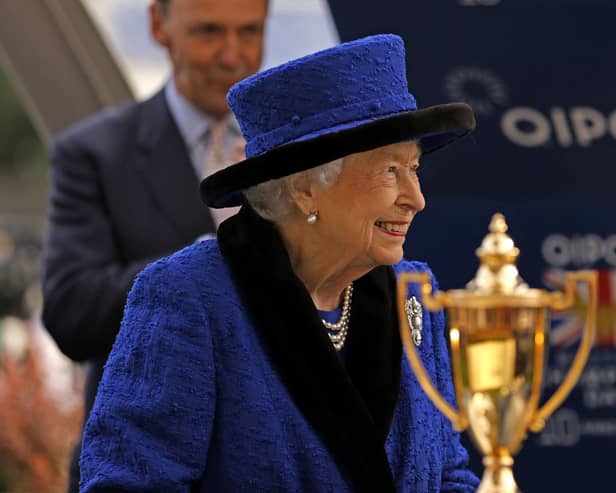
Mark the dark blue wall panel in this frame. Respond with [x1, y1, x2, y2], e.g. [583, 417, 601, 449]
[327, 1, 616, 491]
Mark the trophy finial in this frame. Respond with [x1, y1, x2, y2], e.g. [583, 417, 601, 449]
[489, 213, 508, 234]
[468, 213, 527, 294]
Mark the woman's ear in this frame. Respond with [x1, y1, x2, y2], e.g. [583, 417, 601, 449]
[286, 172, 317, 216]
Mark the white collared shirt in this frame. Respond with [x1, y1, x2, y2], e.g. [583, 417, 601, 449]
[164, 80, 242, 180]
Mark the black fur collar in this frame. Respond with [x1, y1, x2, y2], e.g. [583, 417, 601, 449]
[218, 205, 401, 492]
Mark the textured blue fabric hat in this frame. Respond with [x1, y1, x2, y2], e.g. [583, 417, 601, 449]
[202, 34, 475, 208]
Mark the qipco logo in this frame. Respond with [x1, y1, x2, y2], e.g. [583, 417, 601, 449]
[542, 234, 616, 267]
[501, 106, 616, 148]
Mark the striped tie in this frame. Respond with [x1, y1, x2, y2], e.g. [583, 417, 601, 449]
[204, 120, 244, 226]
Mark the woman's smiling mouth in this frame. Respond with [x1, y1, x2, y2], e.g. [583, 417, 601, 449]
[374, 220, 408, 236]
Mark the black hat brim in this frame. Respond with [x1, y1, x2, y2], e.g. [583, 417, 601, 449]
[201, 102, 475, 208]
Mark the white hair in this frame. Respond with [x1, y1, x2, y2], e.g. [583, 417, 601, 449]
[243, 158, 343, 222]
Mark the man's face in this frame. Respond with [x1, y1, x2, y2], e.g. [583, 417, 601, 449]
[151, 0, 267, 118]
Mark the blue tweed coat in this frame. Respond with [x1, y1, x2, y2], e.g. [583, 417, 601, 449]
[80, 207, 478, 493]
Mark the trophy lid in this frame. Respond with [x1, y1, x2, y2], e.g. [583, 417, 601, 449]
[466, 213, 529, 295]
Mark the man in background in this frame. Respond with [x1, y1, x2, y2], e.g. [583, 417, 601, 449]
[41, 1, 268, 491]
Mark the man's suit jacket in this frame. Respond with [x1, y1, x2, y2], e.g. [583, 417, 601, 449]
[42, 88, 216, 490]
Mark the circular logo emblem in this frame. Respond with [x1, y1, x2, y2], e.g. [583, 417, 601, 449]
[444, 66, 508, 116]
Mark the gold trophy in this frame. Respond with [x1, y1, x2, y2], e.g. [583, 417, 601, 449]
[397, 213, 597, 493]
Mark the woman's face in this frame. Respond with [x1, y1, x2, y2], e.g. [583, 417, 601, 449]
[312, 140, 425, 269]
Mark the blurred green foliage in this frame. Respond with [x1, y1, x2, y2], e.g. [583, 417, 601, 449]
[0, 67, 46, 177]
[0, 67, 47, 317]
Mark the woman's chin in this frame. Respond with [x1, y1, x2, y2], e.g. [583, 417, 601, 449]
[370, 248, 404, 267]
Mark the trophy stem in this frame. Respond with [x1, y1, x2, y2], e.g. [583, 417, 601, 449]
[477, 454, 521, 493]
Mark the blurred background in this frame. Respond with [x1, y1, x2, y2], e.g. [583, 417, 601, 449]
[0, 1, 337, 491]
[0, 0, 613, 492]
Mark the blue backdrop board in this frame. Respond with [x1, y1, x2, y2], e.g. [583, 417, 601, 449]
[326, 1, 616, 492]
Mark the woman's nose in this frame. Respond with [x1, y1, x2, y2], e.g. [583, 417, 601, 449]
[398, 174, 426, 212]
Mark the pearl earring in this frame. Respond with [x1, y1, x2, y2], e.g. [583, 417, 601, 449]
[306, 211, 318, 224]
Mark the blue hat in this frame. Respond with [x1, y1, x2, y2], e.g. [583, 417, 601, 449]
[201, 34, 475, 208]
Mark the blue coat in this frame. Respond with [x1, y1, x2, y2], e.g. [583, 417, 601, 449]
[80, 207, 478, 492]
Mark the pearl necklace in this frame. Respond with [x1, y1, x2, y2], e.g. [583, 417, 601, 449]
[321, 283, 353, 351]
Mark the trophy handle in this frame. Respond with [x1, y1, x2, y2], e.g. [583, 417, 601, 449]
[529, 270, 598, 432]
[397, 272, 468, 431]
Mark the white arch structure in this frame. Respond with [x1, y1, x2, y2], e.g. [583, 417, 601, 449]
[0, 0, 133, 146]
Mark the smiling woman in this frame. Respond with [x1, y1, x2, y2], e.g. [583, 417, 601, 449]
[259, 140, 426, 285]
[80, 34, 478, 493]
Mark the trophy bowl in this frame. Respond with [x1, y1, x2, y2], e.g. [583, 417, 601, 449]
[397, 213, 597, 493]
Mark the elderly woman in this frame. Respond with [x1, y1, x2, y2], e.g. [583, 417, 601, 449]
[80, 34, 478, 493]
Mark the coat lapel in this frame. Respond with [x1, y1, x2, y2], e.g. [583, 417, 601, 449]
[134, 90, 215, 242]
[218, 206, 401, 493]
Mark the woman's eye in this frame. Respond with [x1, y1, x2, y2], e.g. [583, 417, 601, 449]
[384, 164, 420, 176]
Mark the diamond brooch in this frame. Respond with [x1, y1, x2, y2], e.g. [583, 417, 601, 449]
[405, 295, 423, 347]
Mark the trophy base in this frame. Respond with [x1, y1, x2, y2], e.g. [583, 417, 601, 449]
[477, 454, 521, 493]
